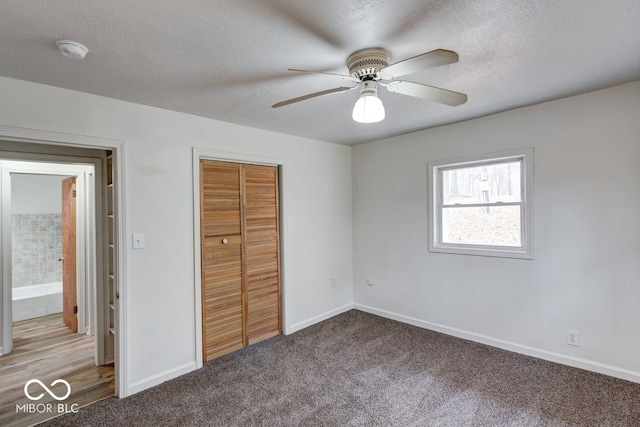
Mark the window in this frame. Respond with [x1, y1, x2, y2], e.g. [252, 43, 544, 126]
[428, 148, 533, 259]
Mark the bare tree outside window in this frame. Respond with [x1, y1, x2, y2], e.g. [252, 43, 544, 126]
[442, 160, 522, 246]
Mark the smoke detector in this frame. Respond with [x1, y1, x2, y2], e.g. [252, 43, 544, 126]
[55, 40, 89, 60]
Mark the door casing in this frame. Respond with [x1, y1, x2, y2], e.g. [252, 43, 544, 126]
[0, 127, 126, 398]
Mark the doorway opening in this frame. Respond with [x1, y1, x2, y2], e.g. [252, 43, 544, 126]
[0, 137, 122, 425]
[6, 165, 94, 342]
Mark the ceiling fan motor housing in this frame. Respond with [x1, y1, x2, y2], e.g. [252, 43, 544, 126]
[347, 48, 390, 81]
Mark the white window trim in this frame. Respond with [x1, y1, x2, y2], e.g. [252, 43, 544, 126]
[428, 148, 534, 259]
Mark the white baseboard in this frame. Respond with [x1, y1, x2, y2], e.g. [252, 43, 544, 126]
[354, 303, 640, 384]
[285, 303, 354, 335]
[127, 304, 354, 396]
[127, 361, 197, 396]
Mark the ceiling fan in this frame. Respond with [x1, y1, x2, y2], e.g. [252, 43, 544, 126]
[272, 48, 467, 123]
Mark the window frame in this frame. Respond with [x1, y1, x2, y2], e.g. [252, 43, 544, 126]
[428, 148, 534, 259]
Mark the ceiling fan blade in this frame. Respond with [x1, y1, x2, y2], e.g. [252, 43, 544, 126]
[271, 86, 355, 108]
[288, 68, 355, 81]
[385, 81, 467, 106]
[380, 49, 459, 79]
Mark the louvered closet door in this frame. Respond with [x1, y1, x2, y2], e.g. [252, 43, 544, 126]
[200, 161, 244, 361]
[242, 165, 281, 345]
[200, 160, 281, 362]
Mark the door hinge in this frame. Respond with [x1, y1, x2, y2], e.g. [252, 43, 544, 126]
[72, 190, 77, 197]
[73, 305, 78, 314]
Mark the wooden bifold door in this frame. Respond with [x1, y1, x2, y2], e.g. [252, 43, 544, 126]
[61, 176, 78, 333]
[200, 160, 281, 361]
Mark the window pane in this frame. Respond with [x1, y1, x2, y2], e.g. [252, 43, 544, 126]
[442, 205, 521, 247]
[442, 160, 521, 205]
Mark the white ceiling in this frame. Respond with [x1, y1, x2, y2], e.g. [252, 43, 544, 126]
[1, 0, 639, 145]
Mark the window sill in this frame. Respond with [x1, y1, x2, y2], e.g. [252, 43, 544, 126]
[429, 243, 534, 259]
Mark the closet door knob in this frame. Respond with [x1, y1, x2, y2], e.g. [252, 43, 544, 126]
[222, 238, 228, 244]
[58, 257, 64, 262]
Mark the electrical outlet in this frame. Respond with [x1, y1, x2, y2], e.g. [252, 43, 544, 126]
[330, 277, 337, 287]
[567, 330, 580, 347]
[367, 278, 374, 286]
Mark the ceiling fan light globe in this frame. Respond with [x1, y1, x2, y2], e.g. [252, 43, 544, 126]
[352, 94, 385, 123]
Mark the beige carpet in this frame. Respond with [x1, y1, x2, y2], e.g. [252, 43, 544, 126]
[41, 310, 640, 426]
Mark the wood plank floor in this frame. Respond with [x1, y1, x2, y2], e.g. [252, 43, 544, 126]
[0, 314, 114, 427]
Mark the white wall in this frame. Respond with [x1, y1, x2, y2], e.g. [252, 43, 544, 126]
[4, 73, 638, 394]
[11, 174, 66, 214]
[0, 76, 353, 395]
[352, 80, 640, 382]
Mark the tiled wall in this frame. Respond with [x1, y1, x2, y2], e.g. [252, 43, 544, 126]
[12, 213, 63, 288]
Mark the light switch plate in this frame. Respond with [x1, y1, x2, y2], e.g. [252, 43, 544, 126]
[132, 233, 145, 249]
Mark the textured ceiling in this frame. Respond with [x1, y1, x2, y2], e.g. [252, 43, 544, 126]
[1, 0, 639, 145]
